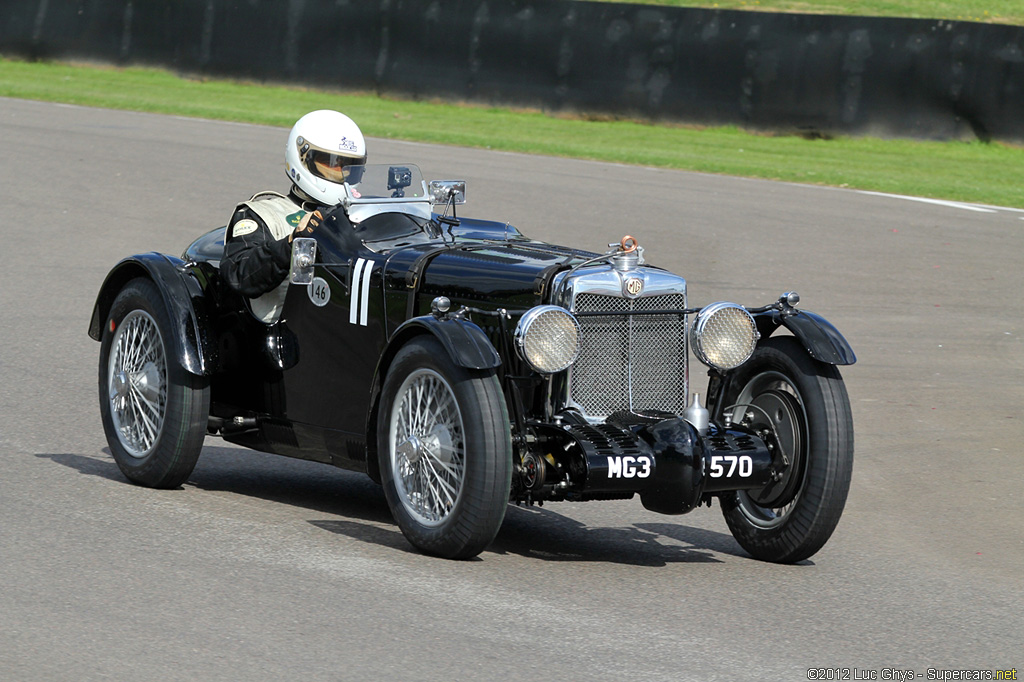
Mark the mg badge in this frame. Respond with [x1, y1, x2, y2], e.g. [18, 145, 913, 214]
[625, 277, 644, 297]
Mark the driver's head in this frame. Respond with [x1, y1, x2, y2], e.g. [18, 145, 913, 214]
[285, 110, 367, 205]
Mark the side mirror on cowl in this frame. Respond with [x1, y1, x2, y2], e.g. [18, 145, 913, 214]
[289, 237, 317, 285]
[428, 180, 467, 205]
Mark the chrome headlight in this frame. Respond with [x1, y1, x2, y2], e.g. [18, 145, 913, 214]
[514, 305, 581, 374]
[691, 302, 759, 370]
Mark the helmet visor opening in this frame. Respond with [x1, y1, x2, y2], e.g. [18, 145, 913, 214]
[301, 146, 367, 184]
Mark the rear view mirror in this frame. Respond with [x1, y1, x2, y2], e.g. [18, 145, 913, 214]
[429, 180, 466, 205]
[290, 238, 317, 285]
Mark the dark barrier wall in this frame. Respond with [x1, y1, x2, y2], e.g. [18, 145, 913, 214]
[2, 0, 1022, 141]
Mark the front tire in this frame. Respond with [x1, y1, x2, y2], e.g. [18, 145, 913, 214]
[98, 278, 209, 488]
[378, 337, 512, 559]
[718, 336, 853, 563]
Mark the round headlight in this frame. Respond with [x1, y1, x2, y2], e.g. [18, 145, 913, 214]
[691, 302, 759, 370]
[514, 306, 581, 374]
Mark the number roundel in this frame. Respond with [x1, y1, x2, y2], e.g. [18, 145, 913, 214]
[308, 276, 331, 307]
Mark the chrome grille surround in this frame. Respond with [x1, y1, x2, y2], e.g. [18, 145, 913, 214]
[553, 267, 688, 421]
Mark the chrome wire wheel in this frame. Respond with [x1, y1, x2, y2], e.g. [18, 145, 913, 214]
[732, 370, 807, 529]
[106, 309, 168, 459]
[99, 278, 208, 489]
[378, 337, 512, 559]
[388, 368, 466, 527]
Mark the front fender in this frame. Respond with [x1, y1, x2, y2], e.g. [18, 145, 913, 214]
[753, 309, 856, 365]
[362, 314, 501, 484]
[389, 315, 502, 371]
[88, 253, 214, 376]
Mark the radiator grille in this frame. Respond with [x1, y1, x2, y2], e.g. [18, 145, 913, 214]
[569, 293, 687, 419]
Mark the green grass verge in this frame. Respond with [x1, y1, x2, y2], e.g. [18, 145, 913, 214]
[2, 57, 1022, 208]
[582, 0, 1024, 25]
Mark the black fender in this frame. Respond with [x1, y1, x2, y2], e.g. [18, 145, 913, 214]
[363, 314, 502, 484]
[752, 309, 856, 366]
[88, 253, 214, 376]
[386, 315, 502, 371]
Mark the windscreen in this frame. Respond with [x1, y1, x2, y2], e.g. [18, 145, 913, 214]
[343, 164, 426, 202]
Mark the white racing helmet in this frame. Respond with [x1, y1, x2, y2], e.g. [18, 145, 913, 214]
[285, 110, 367, 205]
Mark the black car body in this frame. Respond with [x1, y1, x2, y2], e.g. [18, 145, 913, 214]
[90, 164, 855, 561]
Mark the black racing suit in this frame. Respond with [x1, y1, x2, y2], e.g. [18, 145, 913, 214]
[220, 189, 321, 298]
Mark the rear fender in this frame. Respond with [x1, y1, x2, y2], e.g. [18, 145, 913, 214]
[753, 309, 856, 366]
[88, 253, 214, 376]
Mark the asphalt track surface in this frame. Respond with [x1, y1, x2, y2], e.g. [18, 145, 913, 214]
[1, 98, 1021, 681]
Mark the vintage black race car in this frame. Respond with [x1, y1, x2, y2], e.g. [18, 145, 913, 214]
[89, 164, 855, 562]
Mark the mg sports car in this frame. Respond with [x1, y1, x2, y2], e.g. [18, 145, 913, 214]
[89, 164, 855, 562]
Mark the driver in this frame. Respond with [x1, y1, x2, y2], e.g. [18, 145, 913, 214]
[221, 109, 367, 323]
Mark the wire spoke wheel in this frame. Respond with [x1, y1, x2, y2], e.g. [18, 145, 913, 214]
[107, 310, 168, 458]
[378, 337, 512, 559]
[390, 369, 466, 527]
[98, 278, 209, 489]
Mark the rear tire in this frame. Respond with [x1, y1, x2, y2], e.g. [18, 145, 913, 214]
[718, 337, 853, 563]
[98, 278, 209, 488]
[378, 337, 512, 559]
